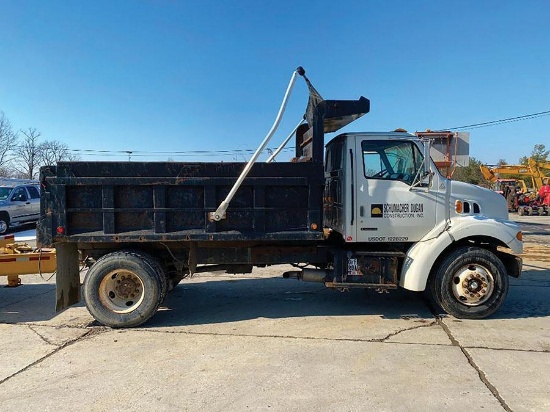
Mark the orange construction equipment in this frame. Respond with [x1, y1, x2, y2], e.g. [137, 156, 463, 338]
[415, 130, 469, 178]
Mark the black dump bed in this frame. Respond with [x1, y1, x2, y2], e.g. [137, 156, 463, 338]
[38, 74, 370, 248]
[38, 161, 325, 246]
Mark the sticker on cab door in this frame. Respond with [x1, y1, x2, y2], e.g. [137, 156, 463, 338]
[371, 203, 424, 219]
[371, 204, 383, 218]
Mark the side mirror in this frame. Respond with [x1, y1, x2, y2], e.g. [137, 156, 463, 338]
[421, 171, 433, 187]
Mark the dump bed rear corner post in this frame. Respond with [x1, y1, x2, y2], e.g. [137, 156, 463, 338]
[55, 243, 81, 311]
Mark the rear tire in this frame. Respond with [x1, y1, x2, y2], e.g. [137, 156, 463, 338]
[428, 246, 508, 319]
[0, 213, 9, 235]
[83, 250, 166, 328]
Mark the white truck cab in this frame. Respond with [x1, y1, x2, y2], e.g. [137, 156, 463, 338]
[324, 131, 522, 318]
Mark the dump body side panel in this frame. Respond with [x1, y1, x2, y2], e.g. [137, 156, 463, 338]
[38, 161, 325, 246]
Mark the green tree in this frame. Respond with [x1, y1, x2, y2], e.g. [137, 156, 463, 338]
[519, 144, 549, 165]
[452, 157, 488, 187]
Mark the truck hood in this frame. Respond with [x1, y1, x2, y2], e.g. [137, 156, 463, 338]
[450, 180, 508, 220]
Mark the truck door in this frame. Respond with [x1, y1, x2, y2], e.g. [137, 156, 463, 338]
[9, 186, 29, 222]
[25, 185, 41, 218]
[354, 136, 443, 243]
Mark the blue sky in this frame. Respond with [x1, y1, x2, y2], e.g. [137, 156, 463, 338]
[1, 1, 549, 164]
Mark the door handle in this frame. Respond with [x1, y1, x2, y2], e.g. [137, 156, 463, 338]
[360, 206, 364, 217]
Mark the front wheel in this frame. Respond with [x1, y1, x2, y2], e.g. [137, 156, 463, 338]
[83, 250, 166, 327]
[428, 246, 508, 319]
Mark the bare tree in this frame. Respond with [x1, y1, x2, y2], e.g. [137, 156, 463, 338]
[14, 128, 41, 179]
[0, 111, 18, 173]
[38, 140, 79, 166]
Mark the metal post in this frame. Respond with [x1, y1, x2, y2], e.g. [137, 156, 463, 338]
[266, 118, 304, 163]
[210, 68, 301, 221]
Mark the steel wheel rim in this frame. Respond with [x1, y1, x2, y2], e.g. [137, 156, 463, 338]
[99, 269, 145, 313]
[451, 264, 495, 306]
[0, 221, 7, 233]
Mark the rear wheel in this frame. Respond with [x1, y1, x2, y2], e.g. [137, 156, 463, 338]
[83, 250, 166, 327]
[0, 213, 9, 235]
[428, 246, 508, 319]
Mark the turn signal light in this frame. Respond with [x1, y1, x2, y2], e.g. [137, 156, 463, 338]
[516, 231, 522, 241]
[455, 200, 463, 214]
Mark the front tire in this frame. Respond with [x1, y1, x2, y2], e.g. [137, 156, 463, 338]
[83, 250, 166, 328]
[428, 246, 508, 319]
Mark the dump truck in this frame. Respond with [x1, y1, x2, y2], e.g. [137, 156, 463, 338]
[38, 68, 523, 328]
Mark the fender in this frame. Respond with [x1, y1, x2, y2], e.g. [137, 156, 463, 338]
[400, 216, 523, 292]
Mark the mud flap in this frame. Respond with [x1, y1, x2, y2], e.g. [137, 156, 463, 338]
[55, 243, 81, 311]
[496, 250, 522, 278]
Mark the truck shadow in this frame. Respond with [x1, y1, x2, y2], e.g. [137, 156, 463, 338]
[1, 267, 548, 326]
[152, 277, 431, 327]
[148, 268, 550, 327]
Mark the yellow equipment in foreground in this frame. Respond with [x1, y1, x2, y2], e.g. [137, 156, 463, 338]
[0, 234, 57, 287]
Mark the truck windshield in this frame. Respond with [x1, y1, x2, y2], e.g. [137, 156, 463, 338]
[0, 187, 12, 201]
[362, 140, 423, 185]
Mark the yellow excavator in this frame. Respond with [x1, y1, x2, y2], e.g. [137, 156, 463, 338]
[480, 164, 541, 190]
[479, 164, 541, 213]
[528, 157, 550, 184]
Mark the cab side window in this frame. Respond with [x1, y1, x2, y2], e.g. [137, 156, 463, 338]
[11, 187, 28, 201]
[362, 140, 423, 185]
[26, 186, 40, 199]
